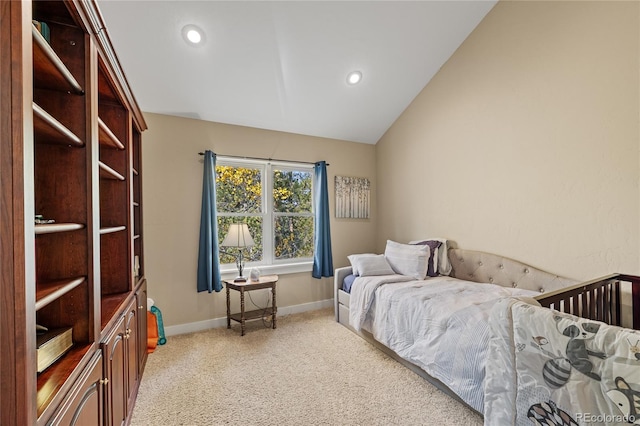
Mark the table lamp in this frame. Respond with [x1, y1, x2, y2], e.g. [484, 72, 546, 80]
[221, 223, 254, 282]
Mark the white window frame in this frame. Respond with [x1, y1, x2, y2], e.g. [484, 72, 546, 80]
[217, 157, 314, 277]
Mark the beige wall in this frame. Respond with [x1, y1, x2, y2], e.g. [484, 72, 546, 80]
[141, 113, 376, 327]
[376, 1, 640, 281]
[144, 1, 639, 328]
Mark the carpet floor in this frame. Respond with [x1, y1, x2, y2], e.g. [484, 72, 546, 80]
[131, 308, 484, 425]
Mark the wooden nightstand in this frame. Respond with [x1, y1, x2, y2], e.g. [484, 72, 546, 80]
[225, 275, 278, 336]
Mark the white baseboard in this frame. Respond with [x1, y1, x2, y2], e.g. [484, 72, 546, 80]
[164, 298, 334, 337]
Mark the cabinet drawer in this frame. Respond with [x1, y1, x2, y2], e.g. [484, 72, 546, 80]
[338, 289, 350, 307]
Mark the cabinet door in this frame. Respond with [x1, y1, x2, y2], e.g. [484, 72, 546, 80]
[136, 280, 148, 374]
[124, 300, 138, 410]
[48, 350, 104, 426]
[102, 314, 127, 426]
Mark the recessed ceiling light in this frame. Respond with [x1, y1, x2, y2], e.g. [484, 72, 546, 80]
[347, 71, 362, 85]
[182, 25, 205, 46]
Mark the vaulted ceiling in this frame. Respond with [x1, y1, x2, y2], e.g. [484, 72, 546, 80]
[98, 1, 496, 144]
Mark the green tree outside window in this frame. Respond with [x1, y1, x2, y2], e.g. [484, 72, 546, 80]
[216, 162, 313, 266]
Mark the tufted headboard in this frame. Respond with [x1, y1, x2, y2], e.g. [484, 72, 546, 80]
[448, 248, 577, 295]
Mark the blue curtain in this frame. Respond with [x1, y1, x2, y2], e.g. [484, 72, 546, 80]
[197, 150, 223, 292]
[312, 161, 333, 278]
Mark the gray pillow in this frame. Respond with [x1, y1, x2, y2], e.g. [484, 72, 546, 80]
[355, 255, 396, 277]
[384, 240, 430, 280]
[347, 253, 376, 276]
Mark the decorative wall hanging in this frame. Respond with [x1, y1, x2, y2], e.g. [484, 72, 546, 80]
[335, 176, 370, 219]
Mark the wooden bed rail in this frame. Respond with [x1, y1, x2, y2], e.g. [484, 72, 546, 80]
[535, 273, 640, 330]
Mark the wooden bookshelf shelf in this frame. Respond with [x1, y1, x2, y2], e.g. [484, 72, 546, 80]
[36, 343, 93, 418]
[34, 223, 84, 235]
[99, 226, 126, 235]
[98, 161, 125, 181]
[98, 117, 125, 150]
[32, 25, 84, 95]
[33, 103, 84, 147]
[35, 277, 85, 311]
[100, 292, 129, 330]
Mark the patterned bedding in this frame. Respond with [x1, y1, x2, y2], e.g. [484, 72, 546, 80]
[349, 275, 538, 413]
[348, 275, 640, 425]
[487, 298, 640, 425]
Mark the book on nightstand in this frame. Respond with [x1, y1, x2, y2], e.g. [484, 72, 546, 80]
[36, 327, 73, 373]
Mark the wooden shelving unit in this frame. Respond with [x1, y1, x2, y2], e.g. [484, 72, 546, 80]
[35, 277, 86, 311]
[34, 223, 84, 234]
[99, 160, 125, 181]
[98, 117, 125, 150]
[132, 129, 144, 282]
[32, 9, 92, 421]
[31, 24, 84, 95]
[100, 226, 127, 235]
[0, 1, 148, 425]
[33, 102, 84, 146]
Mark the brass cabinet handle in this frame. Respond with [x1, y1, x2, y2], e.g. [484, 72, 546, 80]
[138, 305, 144, 310]
[100, 378, 109, 385]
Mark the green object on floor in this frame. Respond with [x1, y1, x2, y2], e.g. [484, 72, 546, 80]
[150, 305, 166, 345]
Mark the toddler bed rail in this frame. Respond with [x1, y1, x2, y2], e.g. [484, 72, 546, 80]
[535, 273, 640, 330]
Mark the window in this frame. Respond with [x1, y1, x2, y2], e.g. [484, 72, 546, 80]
[216, 158, 314, 272]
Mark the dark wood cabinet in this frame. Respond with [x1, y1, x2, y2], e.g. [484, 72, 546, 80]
[124, 299, 139, 416]
[48, 350, 104, 426]
[135, 281, 148, 385]
[102, 297, 140, 426]
[0, 1, 148, 424]
[102, 313, 127, 426]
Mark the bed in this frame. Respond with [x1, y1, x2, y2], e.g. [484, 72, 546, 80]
[335, 243, 640, 425]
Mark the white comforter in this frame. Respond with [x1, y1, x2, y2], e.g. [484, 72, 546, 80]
[349, 274, 538, 413]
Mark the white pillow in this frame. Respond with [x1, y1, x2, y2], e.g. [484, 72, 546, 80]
[347, 253, 376, 276]
[409, 238, 452, 276]
[354, 255, 396, 277]
[384, 240, 430, 279]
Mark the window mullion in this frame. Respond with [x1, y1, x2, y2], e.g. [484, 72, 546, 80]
[263, 163, 273, 264]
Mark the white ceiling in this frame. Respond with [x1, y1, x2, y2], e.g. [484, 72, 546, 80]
[98, 1, 496, 144]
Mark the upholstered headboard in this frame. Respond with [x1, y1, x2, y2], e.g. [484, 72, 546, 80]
[448, 248, 577, 294]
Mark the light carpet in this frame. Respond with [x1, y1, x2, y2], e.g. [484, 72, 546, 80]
[131, 308, 484, 425]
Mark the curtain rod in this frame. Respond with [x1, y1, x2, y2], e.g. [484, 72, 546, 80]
[198, 152, 329, 166]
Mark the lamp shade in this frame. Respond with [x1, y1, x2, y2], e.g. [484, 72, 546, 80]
[221, 223, 255, 248]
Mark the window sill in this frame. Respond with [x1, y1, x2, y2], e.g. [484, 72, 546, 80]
[220, 261, 313, 280]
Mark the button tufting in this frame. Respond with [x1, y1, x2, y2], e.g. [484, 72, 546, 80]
[499, 264, 504, 270]
[459, 258, 464, 262]
[489, 277, 494, 283]
[512, 283, 517, 288]
[469, 273, 474, 278]
[524, 268, 529, 273]
[479, 261, 483, 266]
[539, 288, 545, 293]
